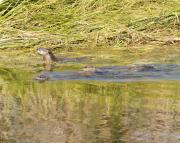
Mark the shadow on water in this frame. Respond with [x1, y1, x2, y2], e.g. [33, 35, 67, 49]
[0, 67, 180, 143]
[34, 64, 180, 82]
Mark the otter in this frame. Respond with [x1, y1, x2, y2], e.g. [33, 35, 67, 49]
[37, 48, 156, 72]
[82, 65, 96, 72]
[37, 48, 87, 64]
[35, 48, 157, 81]
[127, 64, 156, 72]
[80, 65, 156, 73]
[78, 65, 100, 76]
[37, 48, 57, 65]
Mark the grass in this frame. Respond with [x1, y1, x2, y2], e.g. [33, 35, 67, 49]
[0, 0, 179, 49]
[0, 2, 180, 142]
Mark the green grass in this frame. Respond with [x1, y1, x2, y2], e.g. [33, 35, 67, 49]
[0, 0, 179, 49]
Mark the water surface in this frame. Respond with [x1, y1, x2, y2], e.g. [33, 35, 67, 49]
[0, 46, 180, 143]
[0, 68, 180, 143]
[34, 64, 180, 82]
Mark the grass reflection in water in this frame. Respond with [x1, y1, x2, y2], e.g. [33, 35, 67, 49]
[0, 69, 180, 143]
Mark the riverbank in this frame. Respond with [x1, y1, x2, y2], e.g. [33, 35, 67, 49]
[0, 0, 179, 50]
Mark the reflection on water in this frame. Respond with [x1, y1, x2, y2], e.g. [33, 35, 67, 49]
[0, 68, 180, 143]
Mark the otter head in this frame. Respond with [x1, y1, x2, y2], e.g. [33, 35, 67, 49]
[37, 48, 50, 56]
[83, 65, 96, 72]
[37, 47, 57, 65]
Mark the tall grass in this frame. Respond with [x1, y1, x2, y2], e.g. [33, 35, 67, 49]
[0, 0, 179, 48]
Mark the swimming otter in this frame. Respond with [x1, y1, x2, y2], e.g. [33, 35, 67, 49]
[78, 65, 99, 76]
[82, 65, 96, 72]
[81, 65, 156, 73]
[127, 65, 156, 72]
[37, 48, 57, 65]
[36, 48, 157, 81]
[34, 64, 157, 81]
[37, 48, 87, 64]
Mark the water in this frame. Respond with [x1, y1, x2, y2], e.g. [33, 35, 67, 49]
[0, 47, 180, 143]
[34, 64, 180, 82]
[0, 68, 180, 143]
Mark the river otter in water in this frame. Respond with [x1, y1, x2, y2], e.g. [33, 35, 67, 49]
[34, 64, 157, 82]
[36, 48, 156, 81]
[37, 48, 155, 72]
[37, 48, 87, 64]
[81, 65, 156, 73]
[127, 64, 156, 72]
[37, 48, 57, 65]
[78, 65, 99, 76]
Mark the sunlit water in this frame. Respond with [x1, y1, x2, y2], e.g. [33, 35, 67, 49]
[0, 46, 180, 143]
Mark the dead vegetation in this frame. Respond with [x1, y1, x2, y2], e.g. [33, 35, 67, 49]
[0, 0, 179, 49]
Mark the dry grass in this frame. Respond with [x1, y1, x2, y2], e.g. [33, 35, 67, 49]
[0, 0, 179, 49]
